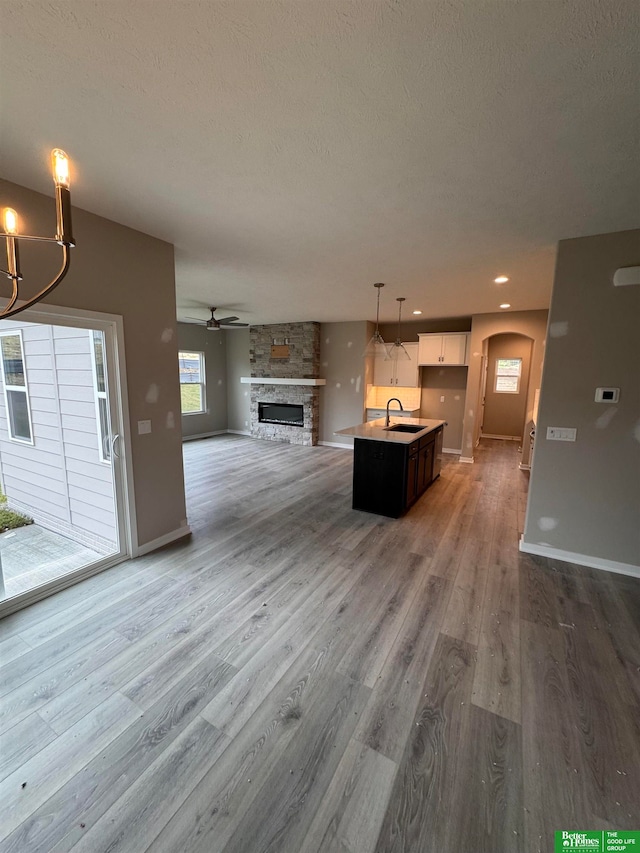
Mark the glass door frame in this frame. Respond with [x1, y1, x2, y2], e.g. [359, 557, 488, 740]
[0, 303, 135, 617]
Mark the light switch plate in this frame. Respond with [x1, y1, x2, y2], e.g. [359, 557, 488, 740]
[546, 426, 576, 442]
[138, 419, 152, 435]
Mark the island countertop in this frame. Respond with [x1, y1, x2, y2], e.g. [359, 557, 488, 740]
[335, 417, 446, 444]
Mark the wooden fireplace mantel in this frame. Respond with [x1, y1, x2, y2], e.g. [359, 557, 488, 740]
[240, 377, 327, 386]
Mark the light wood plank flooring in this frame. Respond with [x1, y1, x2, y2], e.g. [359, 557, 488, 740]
[0, 436, 638, 852]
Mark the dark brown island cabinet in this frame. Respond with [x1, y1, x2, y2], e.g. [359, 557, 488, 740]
[352, 425, 443, 518]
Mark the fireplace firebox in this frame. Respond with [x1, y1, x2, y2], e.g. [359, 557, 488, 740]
[258, 402, 304, 427]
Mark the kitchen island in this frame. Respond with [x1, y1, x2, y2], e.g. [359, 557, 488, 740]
[336, 417, 446, 517]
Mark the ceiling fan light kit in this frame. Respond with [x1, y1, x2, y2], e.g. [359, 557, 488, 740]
[185, 307, 249, 330]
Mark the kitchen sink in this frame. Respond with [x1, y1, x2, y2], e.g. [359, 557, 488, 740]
[384, 423, 425, 433]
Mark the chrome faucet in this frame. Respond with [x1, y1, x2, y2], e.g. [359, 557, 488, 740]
[385, 398, 404, 427]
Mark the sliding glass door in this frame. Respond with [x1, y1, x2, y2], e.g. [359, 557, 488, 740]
[0, 306, 131, 614]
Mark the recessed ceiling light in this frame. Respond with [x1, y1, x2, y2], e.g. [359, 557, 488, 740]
[412, 310, 422, 315]
[494, 276, 509, 284]
[500, 303, 511, 309]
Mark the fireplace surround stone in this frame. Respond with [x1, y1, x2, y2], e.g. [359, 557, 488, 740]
[249, 322, 321, 446]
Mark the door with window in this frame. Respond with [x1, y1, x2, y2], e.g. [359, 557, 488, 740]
[0, 308, 130, 611]
[481, 333, 533, 439]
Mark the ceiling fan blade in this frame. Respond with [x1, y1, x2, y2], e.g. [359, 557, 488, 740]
[221, 322, 249, 328]
[216, 316, 239, 324]
[184, 316, 207, 323]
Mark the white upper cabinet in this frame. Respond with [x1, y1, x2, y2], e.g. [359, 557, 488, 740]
[393, 343, 420, 386]
[418, 333, 468, 365]
[373, 342, 419, 386]
[417, 335, 443, 365]
[372, 357, 395, 387]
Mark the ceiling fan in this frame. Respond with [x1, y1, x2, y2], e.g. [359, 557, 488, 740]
[184, 307, 249, 331]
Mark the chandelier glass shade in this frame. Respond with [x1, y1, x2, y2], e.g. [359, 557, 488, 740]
[386, 297, 411, 361]
[1, 149, 75, 319]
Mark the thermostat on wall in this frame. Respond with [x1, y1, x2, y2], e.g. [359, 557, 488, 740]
[594, 387, 620, 403]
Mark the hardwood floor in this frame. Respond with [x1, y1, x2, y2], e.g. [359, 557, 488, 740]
[0, 435, 638, 852]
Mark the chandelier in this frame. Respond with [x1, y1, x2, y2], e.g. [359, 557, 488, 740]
[1, 149, 75, 319]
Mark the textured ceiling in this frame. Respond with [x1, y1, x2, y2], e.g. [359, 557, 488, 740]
[1, 1, 638, 325]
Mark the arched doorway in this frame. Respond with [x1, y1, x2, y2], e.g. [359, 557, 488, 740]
[480, 333, 533, 440]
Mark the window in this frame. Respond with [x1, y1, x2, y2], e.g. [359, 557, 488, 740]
[179, 351, 206, 414]
[91, 330, 111, 462]
[495, 358, 522, 393]
[0, 331, 33, 443]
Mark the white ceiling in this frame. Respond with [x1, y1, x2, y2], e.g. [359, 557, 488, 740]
[2, 1, 638, 325]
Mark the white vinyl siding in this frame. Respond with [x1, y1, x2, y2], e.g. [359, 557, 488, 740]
[0, 321, 117, 553]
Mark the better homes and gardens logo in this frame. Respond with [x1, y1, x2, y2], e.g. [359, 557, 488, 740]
[555, 831, 639, 852]
[557, 833, 601, 850]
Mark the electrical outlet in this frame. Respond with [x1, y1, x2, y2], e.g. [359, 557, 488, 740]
[546, 426, 577, 442]
[440, 396, 445, 403]
[138, 419, 152, 435]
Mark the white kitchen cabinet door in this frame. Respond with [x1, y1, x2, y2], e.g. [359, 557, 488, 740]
[373, 343, 419, 386]
[373, 357, 395, 386]
[418, 335, 445, 365]
[418, 333, 468, 365]
[393, 343, 419, 386]
[441, 334, 467, 365]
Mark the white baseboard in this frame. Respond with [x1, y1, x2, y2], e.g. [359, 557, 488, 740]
[182, 430, 226, 442]
[442, 447, 461, 455]
[227, 429, 251, 436]
[319, 441, 353, 449]
[135, 525, 192, 557]
[519, 537, 640, 579]
[459, 456, 474, 464]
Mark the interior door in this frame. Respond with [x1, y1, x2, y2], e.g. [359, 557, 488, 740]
[479, 352, 488, 435]
[0, 306, 131, 615]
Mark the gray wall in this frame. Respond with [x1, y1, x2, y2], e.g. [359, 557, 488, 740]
[226, 328, 251, 433]
[319, 321, 370, 446]
[177, 323, 228, 439]
[420, 366, 467, 452]
[0, 179, 187, 549]
[379, 316, 472, 342]
[523, 229, 640, 570]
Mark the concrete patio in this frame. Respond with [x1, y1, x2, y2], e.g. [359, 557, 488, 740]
[0, 524, 103, 600]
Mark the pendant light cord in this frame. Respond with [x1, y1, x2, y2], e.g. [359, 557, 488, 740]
[395, 297, 405, 344]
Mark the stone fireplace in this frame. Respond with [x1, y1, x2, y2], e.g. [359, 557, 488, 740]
[246, 322, 322, 446]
